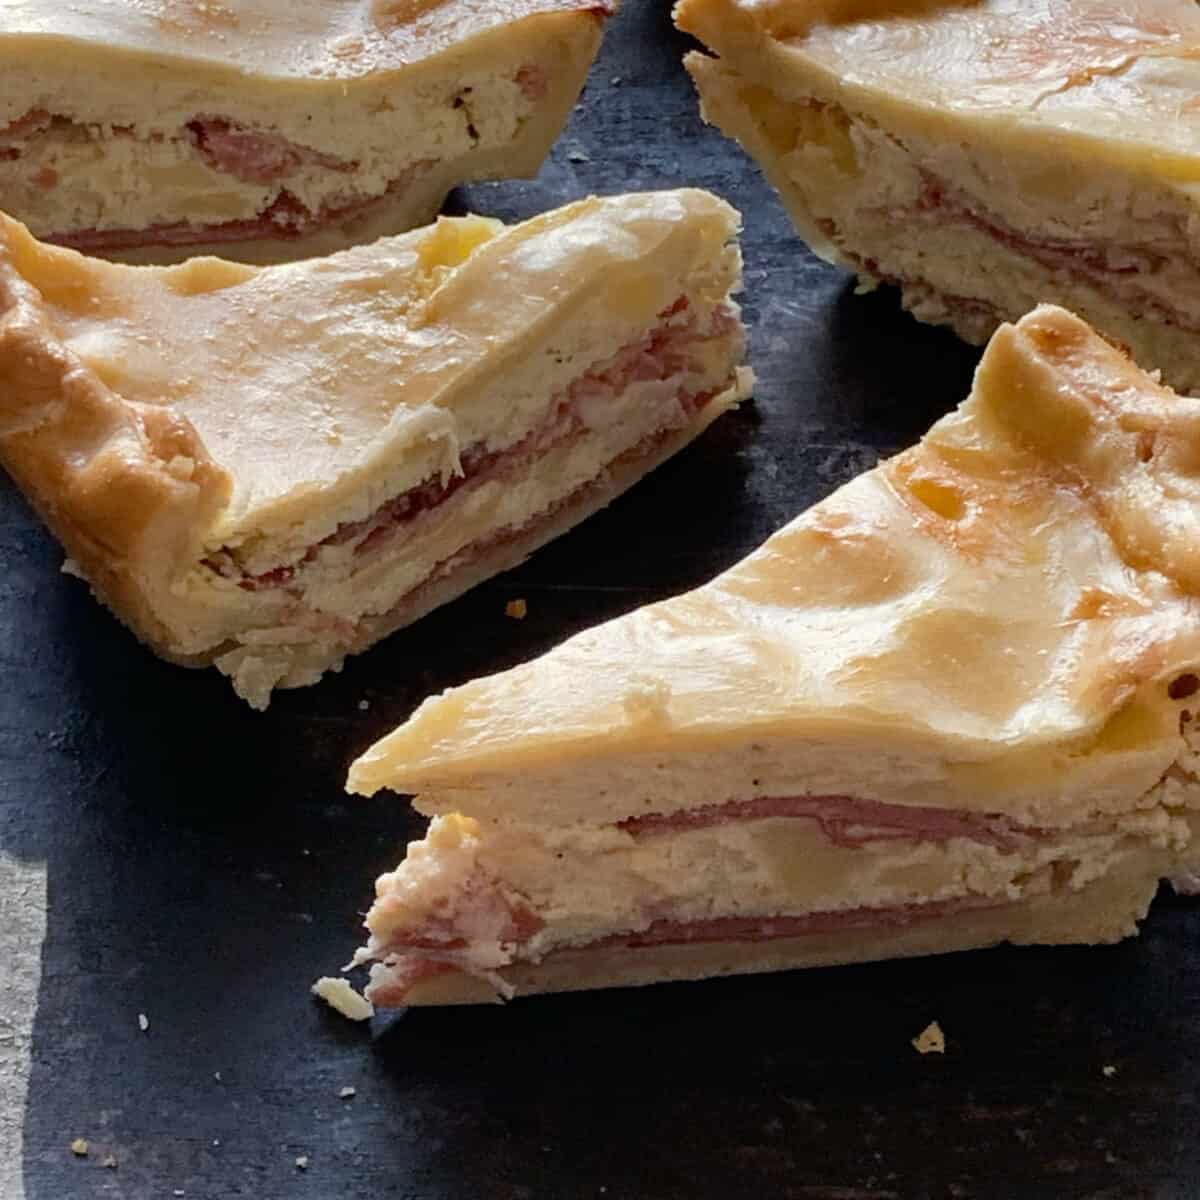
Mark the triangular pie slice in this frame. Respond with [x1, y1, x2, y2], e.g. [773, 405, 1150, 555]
[0, 0, 613, 263]
[347, 304, 1200, 1006]
[0, 189, 750, 707]
[674, 0, 1200, 393]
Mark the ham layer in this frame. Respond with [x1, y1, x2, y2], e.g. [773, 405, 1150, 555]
[359, 793, 1076, 1004]
[364, 894, 1002, 1005]
[0, 60, 548, 250]
[202, 297, 738, 596]
[620, 793, 1046, 850]
[782, 97, 1200, 343]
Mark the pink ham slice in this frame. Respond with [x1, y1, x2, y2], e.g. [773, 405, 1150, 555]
[51, 160, 434, 253]
[367, 894, 1002, 1003]
[606, 895, 998, 949]
[186, 118, 357, 184]
[620, 794, 1044, 851]
[851, 167, 1200, 336]
[369, 957, 459, 1006]
[203, 295, 733, 592]
[0, 108, 51, 159]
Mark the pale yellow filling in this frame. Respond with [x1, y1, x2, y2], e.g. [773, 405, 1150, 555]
[692, 56, 1200, 391]
[0, 65, 538, 241]
[364, 800, 1193, 970]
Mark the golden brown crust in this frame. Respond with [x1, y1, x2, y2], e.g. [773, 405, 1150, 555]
[0, 228, 232, 658]
[674, 0, 1200, 178]
[348, 306, 1200, 833]
[0, 191, 748, 700]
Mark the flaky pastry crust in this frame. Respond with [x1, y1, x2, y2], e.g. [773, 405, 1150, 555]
[0, 0, 612, 84]
[347, 306, 1200, 1006]
[0, 241, 231, 661]
[674, 0, 1200, 178]
[0, 190, 749, 698]
[351, 306, 1200, 832]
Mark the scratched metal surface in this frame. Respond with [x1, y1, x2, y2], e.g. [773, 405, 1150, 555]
[3, 4, 1199, 1198]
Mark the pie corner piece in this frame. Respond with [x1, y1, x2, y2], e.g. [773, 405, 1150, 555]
[347, 303, 1200, 1007]
[0, 189, 751, 709]
[0, 0, 617, 263]
[675, 0, 1200, 393]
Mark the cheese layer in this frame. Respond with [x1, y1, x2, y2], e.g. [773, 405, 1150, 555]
[682, 44, 1200, 392]
[0, 12, 605, 255]
[360, 801, 1192, 986]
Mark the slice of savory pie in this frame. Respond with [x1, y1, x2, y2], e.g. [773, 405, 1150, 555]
[347, 304, 1200, 1005]
[676, 0, 1200, 393]
[0, 189, 750, 708]
[0, 0, 612, 263]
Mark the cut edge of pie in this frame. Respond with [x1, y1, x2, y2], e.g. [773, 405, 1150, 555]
[344, 304, 1200, 1005]
[0, 2, 613, 263]
[0, 188, 751, 707]
[675, 0, 1200, 394]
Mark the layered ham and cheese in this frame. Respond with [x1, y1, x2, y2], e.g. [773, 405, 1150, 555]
[356, 785, 1193, 1005]
[345, 305, 1200, 1005]
[0, 0, 611, 262]
[676, 0, 1200, 393]
[0, 190, 750, 707]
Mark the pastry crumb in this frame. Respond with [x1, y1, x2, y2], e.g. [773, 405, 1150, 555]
[567, 149, 591, 163]
[1102, 1064, 1117, 1078]
[102, 1154, 118, 1169]
[295, 1155, 309, 1170]
[70, 1138, 89, 1157]
[339, 1086, 357, 1099]
[311, 976, 374, 1021]
[505, 598, 528, 620]
[137, 1012, 149, 1032]
[912, 1021, 946, 1055]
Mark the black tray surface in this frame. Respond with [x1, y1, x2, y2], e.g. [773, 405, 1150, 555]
[3, 5, 1198, 1198]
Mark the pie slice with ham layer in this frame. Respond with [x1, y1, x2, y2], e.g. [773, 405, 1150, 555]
[0, 189, 750, 708]
[347, 305, 1200, 1006]
[675, 0, 1200, 393]
[0, 0, 612, 263]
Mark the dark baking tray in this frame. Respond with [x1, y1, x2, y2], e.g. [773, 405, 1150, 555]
[4, 5, 1199, 1197]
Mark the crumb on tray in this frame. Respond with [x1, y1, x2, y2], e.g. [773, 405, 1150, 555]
[311, 976, 374, 1021]
[505, 598, 528, 620]
[912, 1021, 946, 1055]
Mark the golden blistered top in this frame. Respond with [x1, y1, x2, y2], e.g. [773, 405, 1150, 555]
[0, 0, 609, 81]
[0, 189, 739, 546]
[349, 306, 1200, 801]
[674, 0, 1200, 178]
